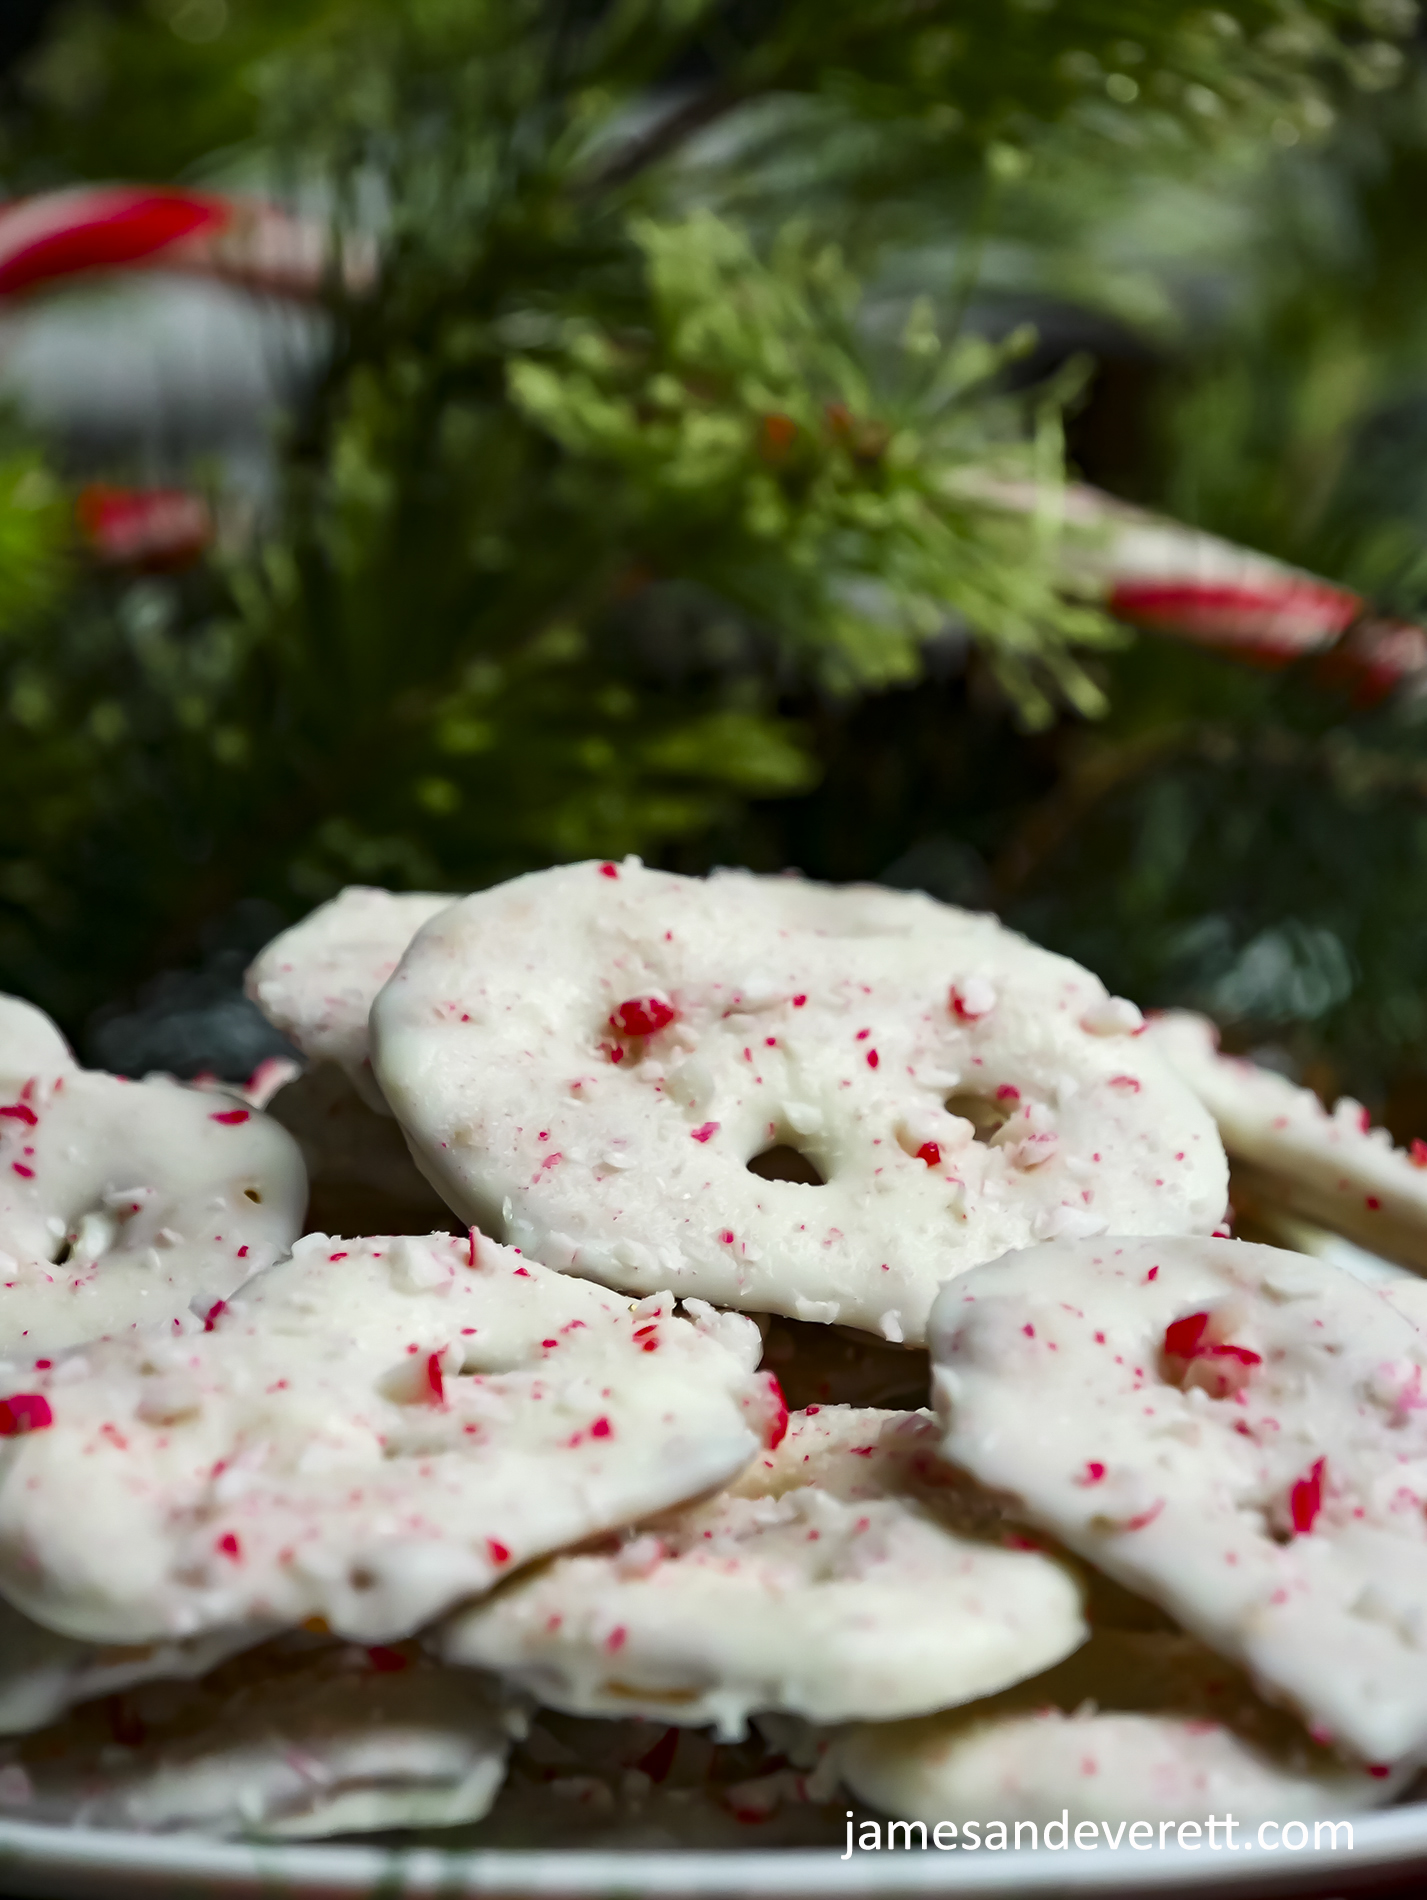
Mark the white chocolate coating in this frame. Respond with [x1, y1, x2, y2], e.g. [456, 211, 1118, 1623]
[842, 1623, 1406, 1827]
[931, 1234, 1427, 1763]
[371, 861, 1225, 1342]
[1148, 1009, 1427, 1271]
[0, 1642, 515, 1838]
[246, 887, 455, 1111]
[0, 1231, 770, 1646]
[0, 998, 306, 1356]
[842, 1715, 1387, 1831]
[0, 998, 72, 1076]
[1380, 1276, 1427, 1331]
[441, 1407, 1084, 1736]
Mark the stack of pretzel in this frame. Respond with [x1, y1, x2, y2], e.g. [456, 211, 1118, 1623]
[0, 860, 1423, 1845]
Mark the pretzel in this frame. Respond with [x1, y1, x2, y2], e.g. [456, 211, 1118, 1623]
[840, 1631, 1402, 1829]
[371, 860, 1225, 1342]
[1147, 1009, 1427, 1271]
[0, 1231, 774, 1646]
[0, 1639, 515, 1838]
[0, 995, 306, 1355]
[931, 1233, 1427, 1763]
[246, 888, 459, 1227]
[245, 887, 454, 1110]
[441, 1407, 1084, 1736]
[0, 997, 72, 1076]
[0, 1596, 247, 1737]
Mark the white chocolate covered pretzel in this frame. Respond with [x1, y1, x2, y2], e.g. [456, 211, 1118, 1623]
[246, 887, 455, 1110]
[0, 996, 306, 1355]
[0, 1230, 773, 1647]
[0, 1640, 516, 1838]
[441, 1407, 1084, 1736]
[1148, 1009, 1427, 1271]
[839, 1624, 1405, 1827]
[931, 1234, 1427, 1763]
[371, 861, 1225, 1342]
[0, 997, 71, 1077]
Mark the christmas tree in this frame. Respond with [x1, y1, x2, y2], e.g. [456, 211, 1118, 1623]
[1, 0, 1424, 1119]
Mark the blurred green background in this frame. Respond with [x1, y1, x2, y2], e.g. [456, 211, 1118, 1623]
[3, 0, 1427, 1128]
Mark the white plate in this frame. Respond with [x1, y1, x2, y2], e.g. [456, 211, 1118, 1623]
[1, 1804, 1425, 1899]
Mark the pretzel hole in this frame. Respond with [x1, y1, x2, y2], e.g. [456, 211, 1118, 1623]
[49, 1207, 115, 1266]
[243, 1186, 263, 1204]
[944, 1092, 1014, 1141]
[746, 1144, 826, 1187]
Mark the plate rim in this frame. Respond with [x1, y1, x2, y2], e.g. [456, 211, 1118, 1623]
[0, 1798, 1424, 1898]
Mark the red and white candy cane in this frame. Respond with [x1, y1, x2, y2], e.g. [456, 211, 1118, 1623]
[0, 185, 374, 568]
[7, 185, 1426, 701]
[975, 477, 1427, 706]
[74, 485, 214, 569]
[0, 184, 374, 303]
[1088, 485, 1427, 705]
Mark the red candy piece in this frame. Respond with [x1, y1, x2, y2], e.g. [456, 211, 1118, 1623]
[0, 1393, 52, 1436]
[915, 1141, 941, 1168]
[608, 996, 676, 1039]
[1163, 1310, 1211, 1360]
[761, 1372, 789, 1450]
[1290, 1457, 1326, 1536]
[209, 1108, 250, 1126]
[1162, 1309, 1262, 1400]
